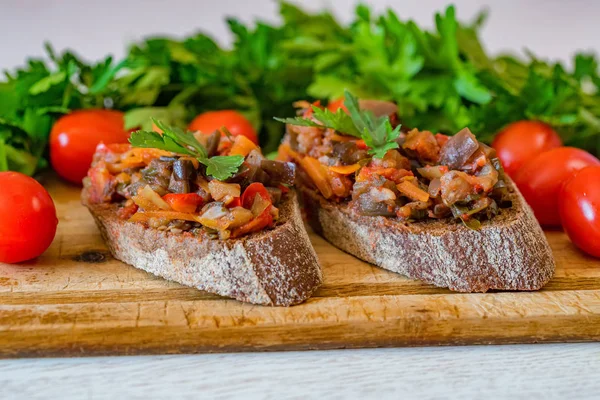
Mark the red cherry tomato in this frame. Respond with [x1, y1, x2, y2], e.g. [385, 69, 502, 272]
[514, 147, 600, 227]
[492, 121, 562, 177]
[0, 172, 58, 264]
[559, 166, 600, 257]
[241, 182, 271, 209]
[188, 110, 258, 144]
[492, 121, 562, 176]
[50, 109, 129, 185]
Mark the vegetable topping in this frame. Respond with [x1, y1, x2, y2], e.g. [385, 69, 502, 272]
[85, 120, 295, 239]
[277, 91, 511, 229]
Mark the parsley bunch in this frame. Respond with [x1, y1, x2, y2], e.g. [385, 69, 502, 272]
[129, 119, 244, 181]
[276, 90, 401, 158]
[2, 2, 599, 177]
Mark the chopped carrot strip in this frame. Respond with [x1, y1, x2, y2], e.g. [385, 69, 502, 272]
[277, 143, 303, 163]
[229, 135, 259, 157]
[329, 164, 361, 175]
[300, 156, 333, 199]
[397, 181, 430, 203]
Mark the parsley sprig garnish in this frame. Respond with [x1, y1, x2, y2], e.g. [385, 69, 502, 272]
[129, 118, 244, 181]
[275, 90, 401, 158]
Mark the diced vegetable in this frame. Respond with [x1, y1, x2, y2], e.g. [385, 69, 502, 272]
[208, 181, 241, 202]
[229, 135, 259, 157]
[87, 162, 115, 204]
[402, 129, 440, 163]
[241, 183, 272, 209]
[173, 159, 194, 181]
[261, 160, 296, 185]
[265, 187, 283, 204]
[300, 156, 333, 199]
[397, 181, 430, 203]
[163, 193, 204, 213]
[329, 164, 361, 175]
[439, 128, 480, 169]
[428, 178, 442, 197]
[227, 197, 241, 208]
[197, 202, 231, 230]
[117, 201, 139, 220]
[132, 185, 172, 211]
[228, 207, 254, 228]
[439, 171, 475, 206]
[417, 165, 448, 180]
[277, 143, 303, 163]
[251, 191, 272, 217]
[353, 193, 395, 216]
[230, 207, 274, 238]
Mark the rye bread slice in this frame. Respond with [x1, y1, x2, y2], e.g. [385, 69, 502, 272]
[299, 180, 554, 292]
[82, 189, 322, 306]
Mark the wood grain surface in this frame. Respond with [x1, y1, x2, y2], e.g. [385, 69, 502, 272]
[1, 177, 599, 358]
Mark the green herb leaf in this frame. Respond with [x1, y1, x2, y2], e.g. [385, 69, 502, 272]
[129, 130, 191, 155]
[152, 118, 207, 158]
[343, 90, 401, 158]
[204, 155, 245, 181]
[130, 119, 243, 180]
[28, 60, 76, 96]
[274, 105, 361, 137]
[89, 58, 133, 94]
[124, 105, 187, 130]
[276, 89, 400, 158]
[273, 116, 323, 128]
[312, 106, 362, 137]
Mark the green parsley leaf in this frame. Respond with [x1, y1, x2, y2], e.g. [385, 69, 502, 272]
[129, 119, 244, 181]
[152, 118, 207, 158]
[343, 90, 400, 158]
[274, 106, 360, 137]
[129, 130, 191, 155]
[312, 106, 361, 137]
[363, 119, 401, 158]
[28, 60, 76, 95]
[273, 116, 324, 128]
[343, 89, 375, 132]
[276, 89, 400, 158]
[204, 155, 245, 181]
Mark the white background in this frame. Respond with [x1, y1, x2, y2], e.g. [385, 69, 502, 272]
[2, 0, 599, 70]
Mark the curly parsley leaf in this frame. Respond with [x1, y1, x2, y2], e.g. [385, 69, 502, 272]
[129, 118, 243, 181]
[276, 89, 400, 158]
[343, 90, 400, 158]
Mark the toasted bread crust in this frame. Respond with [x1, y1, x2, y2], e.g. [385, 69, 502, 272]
[82, 190, 322, 306]
[300, 180, 554, 292]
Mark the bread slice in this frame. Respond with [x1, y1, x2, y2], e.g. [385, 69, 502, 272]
[299, 179, 554, 292]
[82, 189, 322, 306]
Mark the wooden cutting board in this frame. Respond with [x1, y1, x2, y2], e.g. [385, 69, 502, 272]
[1, 177, 599, 358]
